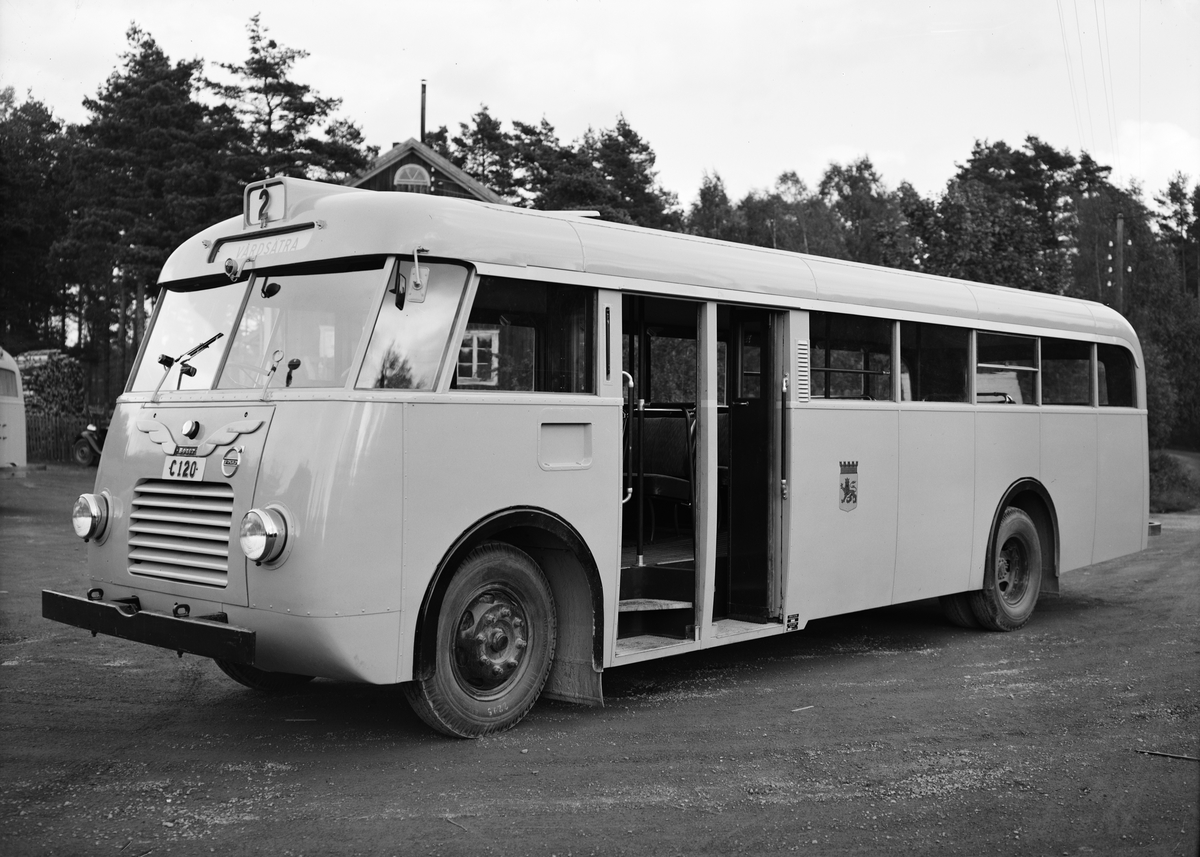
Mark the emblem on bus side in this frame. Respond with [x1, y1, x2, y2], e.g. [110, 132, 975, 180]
[839, 461, 859, 512]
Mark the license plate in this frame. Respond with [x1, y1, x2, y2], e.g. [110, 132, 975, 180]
[162, 456, 205, 481]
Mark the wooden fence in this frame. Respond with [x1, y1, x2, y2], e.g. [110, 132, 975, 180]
[26, 414, 90, 462]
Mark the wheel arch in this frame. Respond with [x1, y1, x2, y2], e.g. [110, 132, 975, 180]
[988, 479, 1060, 595]
[412, 506, 605, 705]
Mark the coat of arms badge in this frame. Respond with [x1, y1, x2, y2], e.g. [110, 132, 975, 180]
[839, 461, 859, 512]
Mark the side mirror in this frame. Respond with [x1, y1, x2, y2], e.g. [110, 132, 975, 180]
[390, 264, 407, 309]
[391, 264, 430, 308]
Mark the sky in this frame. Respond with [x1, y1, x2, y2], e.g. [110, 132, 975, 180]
[1, 0, 1198, 210]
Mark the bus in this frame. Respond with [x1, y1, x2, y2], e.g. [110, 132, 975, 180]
[0, 345, 27, 468]
[43, 176, 1149, 737]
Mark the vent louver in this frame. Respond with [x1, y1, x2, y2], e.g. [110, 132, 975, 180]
[128, 480, 234, 587]
[795, 339, 811, 403]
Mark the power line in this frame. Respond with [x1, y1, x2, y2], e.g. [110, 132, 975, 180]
[1094, 0, 1121, 172]
[1072, 0, 1098, 153]
[1056, 0, 1086, 153]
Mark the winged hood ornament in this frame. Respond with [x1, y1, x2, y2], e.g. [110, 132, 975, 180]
[137, 419, 263, 456]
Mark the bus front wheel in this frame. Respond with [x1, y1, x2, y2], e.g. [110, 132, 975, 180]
[970, 506, 1042, 631]
[405, 542, 557, 738]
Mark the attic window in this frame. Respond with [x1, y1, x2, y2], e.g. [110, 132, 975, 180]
[394, 164, 431, 194]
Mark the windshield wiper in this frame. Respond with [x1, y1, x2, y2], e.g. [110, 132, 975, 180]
[151, 332, 224, 403]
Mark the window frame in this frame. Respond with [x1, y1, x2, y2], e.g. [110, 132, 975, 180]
[974, 331, 1040, 406]
[808, 310, 895, 403]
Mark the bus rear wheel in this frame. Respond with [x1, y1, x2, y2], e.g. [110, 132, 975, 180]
[405, 542, 556, 738]
[970, 506, 1042, 631]
[214, 659, 314, 692]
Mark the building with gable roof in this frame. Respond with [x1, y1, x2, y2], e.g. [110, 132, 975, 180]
[348, 137, 507, 205]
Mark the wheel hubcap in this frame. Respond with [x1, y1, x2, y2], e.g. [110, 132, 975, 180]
[996, 537, 1029, 605]
[453, 591, 529, 693]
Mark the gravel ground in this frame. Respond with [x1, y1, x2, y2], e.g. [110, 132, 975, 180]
[2, 465, 1197, 856]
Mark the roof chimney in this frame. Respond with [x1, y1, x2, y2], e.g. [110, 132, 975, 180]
[420, 79, 427, 144]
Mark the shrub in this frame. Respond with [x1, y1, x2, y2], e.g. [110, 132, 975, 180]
[1148, 450, 1200, 513]
[15, 350, 85, 416]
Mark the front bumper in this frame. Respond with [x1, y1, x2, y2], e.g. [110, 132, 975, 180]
[42, 590, 256, 664]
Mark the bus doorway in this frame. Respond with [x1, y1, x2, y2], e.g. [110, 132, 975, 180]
[618, 296, 701, 647]
[615, 297, 782, 655]
[716, 305, 777, 623]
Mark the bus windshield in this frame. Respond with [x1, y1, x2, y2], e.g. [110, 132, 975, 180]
[131, 262, 395, 393]
[219, 265, 385, 389]
[129, 282, 246, 392]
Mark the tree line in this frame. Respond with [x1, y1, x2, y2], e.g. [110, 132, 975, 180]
[434, 109, 1199, 447]
[0, 17, 376, 401]
[1, 20, 1197, 446]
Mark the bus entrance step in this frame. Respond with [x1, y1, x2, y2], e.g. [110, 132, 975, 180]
[619, 598, 693, 613]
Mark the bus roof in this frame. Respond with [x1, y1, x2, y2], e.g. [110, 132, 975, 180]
[162, 178, 1136, 345]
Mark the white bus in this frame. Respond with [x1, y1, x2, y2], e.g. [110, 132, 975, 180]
[44, 177, 1148, 737]
[0, 345, 28, 468]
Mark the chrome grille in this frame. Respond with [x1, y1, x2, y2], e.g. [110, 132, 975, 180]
[129, 480, 234, 587]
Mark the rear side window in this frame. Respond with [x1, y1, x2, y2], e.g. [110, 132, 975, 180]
[455, 277, 595, 394]
[976, 332, 1037, 405]
[1042, 338, 1092, 405]
[1098, 344, 1137, 407]
[810, 312, 893, 400]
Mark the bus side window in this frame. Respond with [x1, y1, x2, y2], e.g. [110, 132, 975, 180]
[976, 332, 1037, 405]
[1097, 344, 1136, 407]
[1042, 338, 1092, 405]
[357, 262, 470, 390]
[900, 322, 969, 402]
[455, 277, 595, 394]
[810, 311, 892, 400]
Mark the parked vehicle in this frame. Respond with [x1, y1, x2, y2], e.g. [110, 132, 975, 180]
[72, 423, 107, 467]
[43, 176, 1149, 738]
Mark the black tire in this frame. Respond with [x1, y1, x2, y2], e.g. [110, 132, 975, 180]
[404, 542, 556, 738]
[72, 439, 95, 467]
[939, 592, 980, 628]
[969, 506, 1042, 631]
[214, 659, 314, 692]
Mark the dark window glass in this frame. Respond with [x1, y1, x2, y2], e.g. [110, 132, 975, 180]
[0, 368, 17, 398]
[976, 332, 1037, 405]
[1098, 344, 1136, 407]
[454, 277, 594, 394]
[1042, 338, 1092, 405]
[739, 331, 762, 399]
[649, 335, 696, 403]
[900, 323, 969, 402]
[810, 312, 892, 400]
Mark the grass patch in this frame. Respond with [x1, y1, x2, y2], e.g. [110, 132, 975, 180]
[1149, 451, 1200, 513]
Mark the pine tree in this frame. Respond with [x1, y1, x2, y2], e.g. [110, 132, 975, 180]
[56, 25, 245, 402]
[0, 88, 71, 351]
[210, 14, 375, 181]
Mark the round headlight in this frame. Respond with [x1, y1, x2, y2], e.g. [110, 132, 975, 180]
[72, 493, 108, 541]
[240, 507, 287, 564]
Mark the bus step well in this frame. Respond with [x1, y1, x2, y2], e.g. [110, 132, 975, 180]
[619, 598, 693, 612]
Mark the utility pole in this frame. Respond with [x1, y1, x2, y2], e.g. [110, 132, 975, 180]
[1106, 213, 1128, 314]
[1114, 213, 1125, 314]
